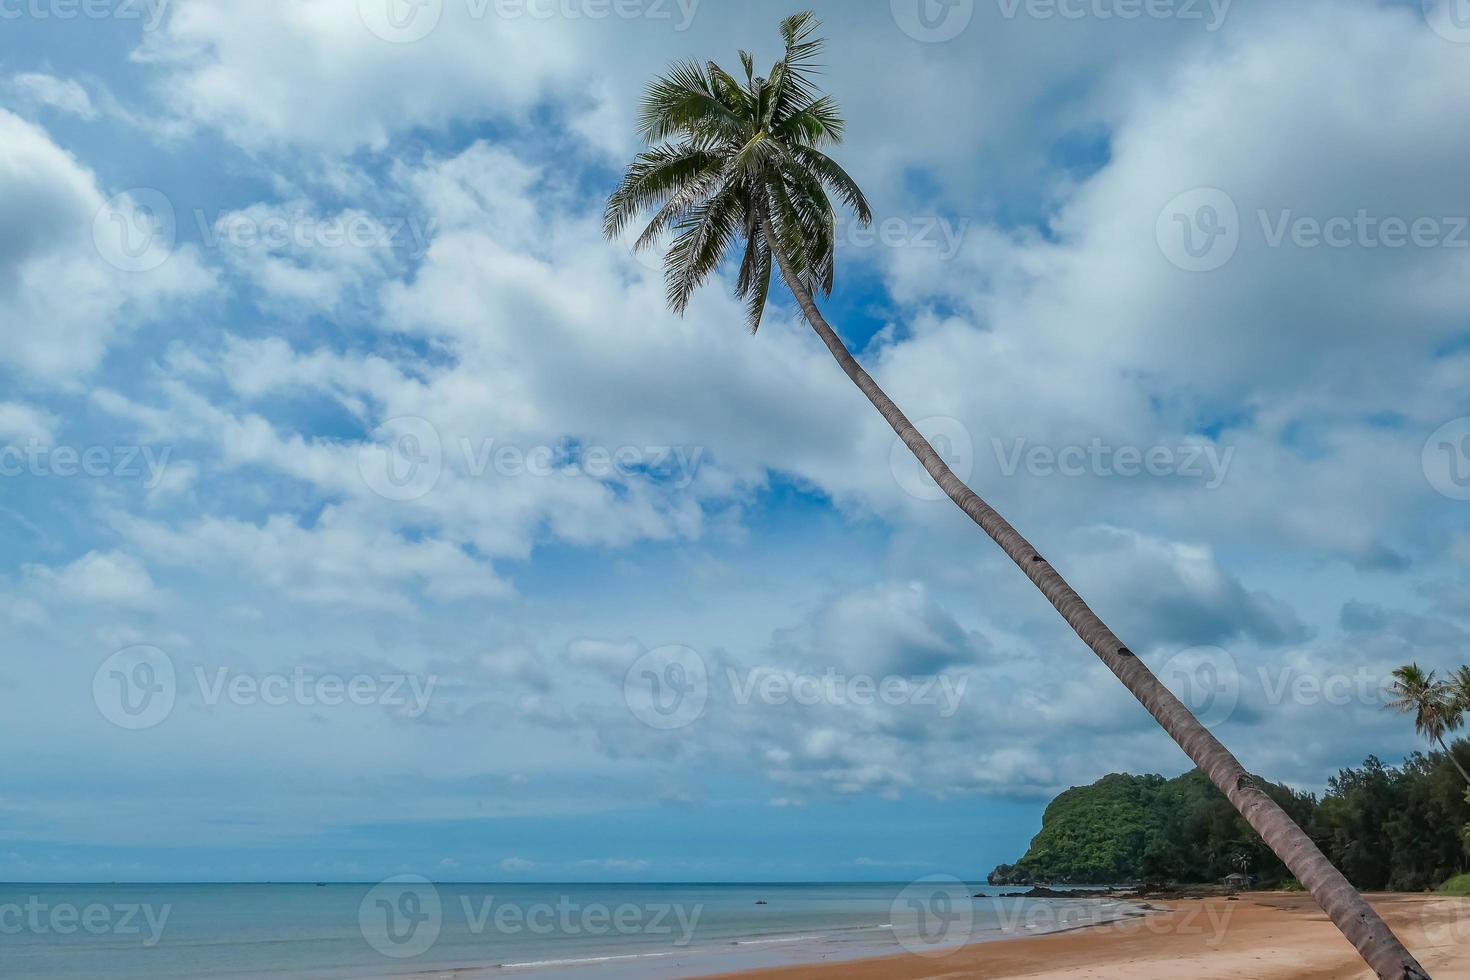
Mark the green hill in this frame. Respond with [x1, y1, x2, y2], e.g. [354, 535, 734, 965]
[989, 769, 1315, 886]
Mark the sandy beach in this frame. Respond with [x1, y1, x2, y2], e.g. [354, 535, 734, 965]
[711, 893, 1470, 980]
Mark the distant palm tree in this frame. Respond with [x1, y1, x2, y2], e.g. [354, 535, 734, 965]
[1386, 663, 1470, 786]
[1453, 665, 1470, 716]
[604, 13, 1428, 979]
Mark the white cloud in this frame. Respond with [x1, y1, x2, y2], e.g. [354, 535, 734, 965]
[136, 0, 582, 151]
[0, 111, 214, 381]
[115, 508, 510, 609]
[24, 551, 162, 607]
[0, 403, 58, 445]
[7, 73, 97, 119]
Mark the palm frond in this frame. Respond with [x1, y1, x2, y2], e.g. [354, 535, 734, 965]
[604, 143, 725, 239]
[638, 61, 746, 144]
[664, 184, 745, 313]
[768, 11, 825, 124]
[605, 10, 868, 324]
[791, 145, 871, 224]
[734, 230, 773, 332]
[772, 96, 846, 146]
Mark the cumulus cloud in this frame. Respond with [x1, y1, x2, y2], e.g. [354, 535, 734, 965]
[24, 550, 162, 608]
[2, 0, 1467, 874]
[0, 111, 213, 381]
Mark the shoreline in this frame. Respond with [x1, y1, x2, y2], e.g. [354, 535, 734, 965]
[394, 896, 1158, 980]
[704, 892, 1470, 980]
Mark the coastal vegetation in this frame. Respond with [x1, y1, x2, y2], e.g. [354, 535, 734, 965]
[603, 12, 1428, 976]
[991, 746, 1470, 892]
[1386, 663, 1470, 786]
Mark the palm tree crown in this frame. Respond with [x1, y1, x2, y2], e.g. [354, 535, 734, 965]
[1385, 663, 1460, 744]
[603, 11, 871, 332]
[1452, 665, 1470, 716]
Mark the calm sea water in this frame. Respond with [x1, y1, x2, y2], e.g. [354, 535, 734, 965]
[0, 882, 1141, 979]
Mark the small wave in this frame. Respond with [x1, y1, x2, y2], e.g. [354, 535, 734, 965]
[498, 951, 676, 969]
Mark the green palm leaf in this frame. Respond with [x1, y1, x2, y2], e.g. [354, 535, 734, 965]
[603, 9, 867, 333]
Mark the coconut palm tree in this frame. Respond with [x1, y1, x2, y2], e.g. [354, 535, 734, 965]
[1386, 663, 1470, 787]
[603, 13, 1429, 978]
[1453, 665, 1470, 716]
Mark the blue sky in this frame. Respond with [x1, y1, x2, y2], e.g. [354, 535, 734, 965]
[2, 0, 1470, 884]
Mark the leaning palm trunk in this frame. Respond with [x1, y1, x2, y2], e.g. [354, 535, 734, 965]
[758, 207, 1431, 980]
[1435, 734, 1470, 788]
[607, 13, 1430, 975]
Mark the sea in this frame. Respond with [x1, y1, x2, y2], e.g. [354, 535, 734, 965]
[0, 882, 1145, 979]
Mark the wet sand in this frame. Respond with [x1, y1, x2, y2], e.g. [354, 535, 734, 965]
[710, 893, 1470, 980]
